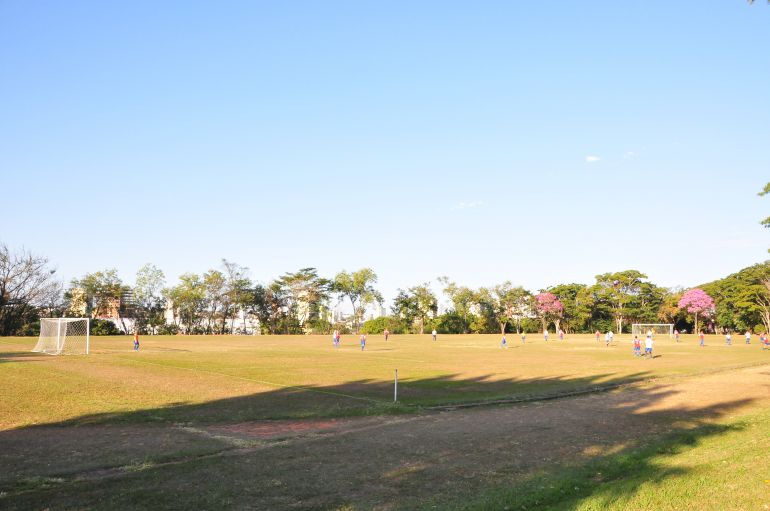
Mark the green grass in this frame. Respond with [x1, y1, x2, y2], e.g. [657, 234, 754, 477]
[442, 406, 770, 511]
[1, 333, 767, 428]
[1, 333, 769, 509]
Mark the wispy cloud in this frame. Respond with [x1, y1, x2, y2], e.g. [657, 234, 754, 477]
[623, 151, 637, 159]
[452, 200, 484, 211]
[585, 155, 601, 163]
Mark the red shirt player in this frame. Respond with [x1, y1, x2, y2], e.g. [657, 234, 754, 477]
[384, 329, 390, 341]
[595, 330, 600, 343]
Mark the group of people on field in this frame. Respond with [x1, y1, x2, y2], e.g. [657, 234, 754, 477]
[331, 328, 439, 351]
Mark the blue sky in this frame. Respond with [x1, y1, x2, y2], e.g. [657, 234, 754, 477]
[1, 1, 768, 304]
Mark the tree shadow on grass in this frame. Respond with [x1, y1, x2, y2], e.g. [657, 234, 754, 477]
[0, 351, 49, 363]
[20, 370, 658, 427]
[0, 367, 762, 510]
[447, 393, 756, 511]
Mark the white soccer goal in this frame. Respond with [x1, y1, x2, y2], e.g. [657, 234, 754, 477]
[631, 323, 673, 338]
[32, 318, 90, 355]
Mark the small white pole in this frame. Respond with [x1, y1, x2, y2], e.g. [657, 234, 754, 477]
[86, 318, 90, 355]
[394, 368, 398, 402]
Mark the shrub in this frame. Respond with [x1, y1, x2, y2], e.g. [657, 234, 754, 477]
[90, 319, 122, 336]
[361, 317, 406, 335]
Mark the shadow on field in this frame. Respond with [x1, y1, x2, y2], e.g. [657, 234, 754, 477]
[449, 393, 754, 511]
[0, 351, 45, 364]
[0, 367, 761, 510]
[19, 370, 659, 427]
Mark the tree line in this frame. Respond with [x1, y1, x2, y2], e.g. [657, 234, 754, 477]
[2, 242, 770, 336]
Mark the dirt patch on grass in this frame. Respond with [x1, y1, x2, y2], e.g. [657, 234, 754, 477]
[207, 417, 367, 440]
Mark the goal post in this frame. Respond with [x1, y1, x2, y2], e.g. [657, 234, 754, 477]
[32, 318, 90, 355]
[631, 323, 674, 338]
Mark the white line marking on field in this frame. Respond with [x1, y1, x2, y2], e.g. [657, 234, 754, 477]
[118, 357, 384, 403]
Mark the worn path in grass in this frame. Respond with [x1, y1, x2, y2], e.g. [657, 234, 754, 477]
[2, 361, 769, 510]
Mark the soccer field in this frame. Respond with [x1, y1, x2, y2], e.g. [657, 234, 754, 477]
[1, 333, 765, 429]
[2, 334, 770, 510]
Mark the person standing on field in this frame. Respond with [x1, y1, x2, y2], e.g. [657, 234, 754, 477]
[559, 329, 564, 341]
[699, 330, 705, 347]
[432, 329, 437, 342]
[745, 330, 751, 344]
[384, 328, 390, 341]
[133, 332, 140, 351]
[595, 330, 600, 343]
[674, 329, 680, 342]
[726, 332, 732, 345]
[500, 335, 507, 349]
[604, 331, 610, 346]
[521, 333, 526, 344]
[543, 329, 549, 342]
[360, 334, 366, 351]
[645, 334, 654, 359]
[633, 335, 641, 356]
[609, 330, 614, 344]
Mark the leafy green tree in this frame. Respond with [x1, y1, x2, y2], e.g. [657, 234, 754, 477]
[277, 268, 331, 331]
[164, 273, 206, 334]
[72, 269, 130, 332]
[438, 277, 478, 333]
[332, 268, 382, 333]
[485, 282, 530, 334]
[548, 283, 589, 333]
[202, 269, 226, 334]
[594, 270, 648, 333]
[433, 311, 467, 334]
[220, 260, 252, 334]
[392, 284, 439, 334]
[470, 288, 499, 334]
[702, 262, 770, 333]
[133, 263, 166, 334]
[247, 282, 295, 334]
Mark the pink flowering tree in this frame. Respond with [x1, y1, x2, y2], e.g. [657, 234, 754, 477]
[535, 292, 564, 332]
[677, 288, 715, 334]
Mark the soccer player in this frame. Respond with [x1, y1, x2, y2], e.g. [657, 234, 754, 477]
[432, 329, 437, 341]
[384, 328, 390, 341]
[133, 332, 140, 351]
[761, 332, 769, 349]
[674, 329, 680, 343]
[645, 335, 654, 359]
[745, 330, 751, 344]
[633, 335, 641, 356]
[699, 330, 705, 347]
[500, 335, 507, 349]
[726, 332, 732, 345]
[521, 333, 526, 344]
[332, 330, 338, 348]
[360, 334, 366, 351]
[559, 329, 564, 341]
[604, 331, 610, 346]
[595, 330, 600, 343]
[609, 330, 615, 344]
[543, 329, 549, 342]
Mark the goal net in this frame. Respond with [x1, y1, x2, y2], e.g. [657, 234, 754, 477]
[32, 318, 90, 355]
[631, 323, 673, 338]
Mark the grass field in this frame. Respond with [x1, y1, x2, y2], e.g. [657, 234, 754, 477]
[1, 333, 769, 509]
